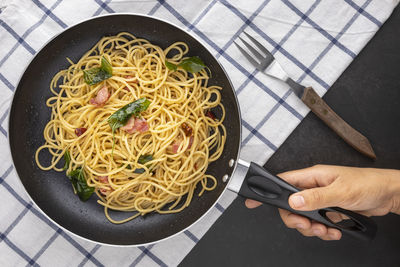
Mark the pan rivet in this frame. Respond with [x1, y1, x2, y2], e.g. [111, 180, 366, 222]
[229, 159, 235, 167]
[222, 174, 229, 183]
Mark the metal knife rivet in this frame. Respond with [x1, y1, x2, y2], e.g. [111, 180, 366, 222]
[222, 174, 229, 183]
[228, 159, 235, 167]
[311, 98, 316, 104]
[323, 109, 328, 115]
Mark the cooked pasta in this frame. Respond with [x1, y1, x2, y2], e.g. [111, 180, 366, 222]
[35, 32, 226, 224]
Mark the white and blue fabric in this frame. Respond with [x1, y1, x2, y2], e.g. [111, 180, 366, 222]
[0, 0, 398, 266]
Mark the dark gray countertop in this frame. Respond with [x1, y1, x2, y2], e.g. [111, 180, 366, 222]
[181, 6, 400, 267]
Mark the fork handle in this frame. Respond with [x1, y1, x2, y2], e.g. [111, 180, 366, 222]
[301, 87, 376, 159]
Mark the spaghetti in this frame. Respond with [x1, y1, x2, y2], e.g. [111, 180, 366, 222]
[35, 32, 226, 224]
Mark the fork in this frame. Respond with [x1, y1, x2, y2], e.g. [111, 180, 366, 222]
[235, 32, 376, 159]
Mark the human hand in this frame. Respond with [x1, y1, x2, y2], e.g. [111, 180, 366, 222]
[245, 165, 400, 241]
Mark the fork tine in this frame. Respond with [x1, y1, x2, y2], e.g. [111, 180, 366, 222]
[243, 31, 272, 57]
[238, 36, 264, 62]
[234, 41, 260, 68]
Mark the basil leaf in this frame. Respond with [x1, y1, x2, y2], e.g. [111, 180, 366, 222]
[110, 120, 125, 133]
[119, 163, 144, 173]
[67, 167, 94, 201]
[165, 57, 206, 74]
[165, 60, 178, 71]
[83, 56, 113, 85]
[120, 164, 132, 170]
[178, 56, 205, 73]
[63, 150, 71, 171]
[107, 98, 151, 132]
[134, 154, 153, 174]
[138, 154, 153, 164]
[101, 56, 112, 75]
[133, 168, 145, 174]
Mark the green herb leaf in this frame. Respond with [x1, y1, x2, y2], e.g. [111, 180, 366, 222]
[178, 56, 205, 73]
[165, 56, 206, 74]
[83, 56, 113, 85]
[67, 167, 94, 201]
[133, 168, 145, 174]
[138, 154, 153, 164]
[63, 150, 71, 171]
[119, 163, 132, 170]
[134, 154, 153, 174]
[107, 98, 151, 132]
[101, 56, 112, 75]
[165, 60, 178, 71]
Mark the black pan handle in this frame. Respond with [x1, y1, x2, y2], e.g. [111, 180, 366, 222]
[238, 162, 377, 241]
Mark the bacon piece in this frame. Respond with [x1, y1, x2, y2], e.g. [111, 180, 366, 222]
[205, 110, 217, 120]
[170, 135, 194, 154]
[125, 75, 138, 84]
[75, 127, 87, 137]
[188, 136, 194, 149]
[133, 118, 149, 133]
[99, 188, 108, 195]
[97, 176, 113, 196]
[89, 86, 110, 107]
[99, 188, 113, 196]
[120, 117, 135, 132]
[181, 122, 193, 136]
[122, 76, 137, 92]
[120, 117, 149, 134]
[98, 176, 109, 183]
[171, 139, 181, 154]
[169, 123, 194, 153]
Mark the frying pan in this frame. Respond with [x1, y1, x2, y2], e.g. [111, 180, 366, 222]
[9, 14, 376, 246]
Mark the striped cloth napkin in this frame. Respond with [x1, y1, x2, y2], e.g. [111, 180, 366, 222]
[0, 0, 398, 266]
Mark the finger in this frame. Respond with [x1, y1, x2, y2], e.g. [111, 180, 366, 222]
[296, 222, 341, 241]
[288, 185, 340, 211]
[327, 228, 342, 240]
[278, 209, 311, 230]
[310, 221, 328, 237]
[319, 235, 334, 241]
[297, 228, 316, 237]
[245, 199, 262, 209]
[296, 221, 327, 238]
[277, 165, 339, 189]
[325, 211, 344, 223]
[317, 227, 342, 241]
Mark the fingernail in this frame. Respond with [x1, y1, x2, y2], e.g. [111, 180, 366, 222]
[295, 224, 305, 230]
[291, 195, 305, 208]
[313, 229, 322, 236]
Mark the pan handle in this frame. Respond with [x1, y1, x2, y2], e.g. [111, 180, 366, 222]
[238, 162, 377, 241]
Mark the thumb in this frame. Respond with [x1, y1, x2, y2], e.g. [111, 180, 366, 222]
[288, 186, 339, 211]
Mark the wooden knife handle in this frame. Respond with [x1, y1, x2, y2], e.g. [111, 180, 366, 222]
[301, 87, 376, 159]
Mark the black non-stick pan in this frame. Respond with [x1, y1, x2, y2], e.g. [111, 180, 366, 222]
[9, 14, 376, 246]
